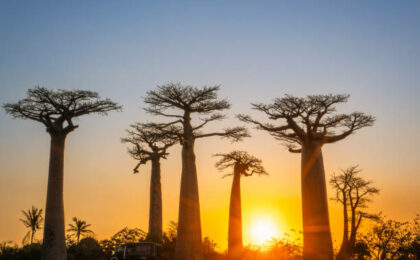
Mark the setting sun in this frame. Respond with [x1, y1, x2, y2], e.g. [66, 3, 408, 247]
[249, 218, 280, 246]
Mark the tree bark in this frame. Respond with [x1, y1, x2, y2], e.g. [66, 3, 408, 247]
[228, 169, 243, 258]
[42, 134, 67, 260]
[148, 158, 163, 242]
[337, 196, 350, 260]
[175, 136, 203, 260]
[349, 208, 357, 250]
[301, 142, 333, 260]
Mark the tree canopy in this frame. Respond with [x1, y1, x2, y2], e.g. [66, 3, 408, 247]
[143, 83, 248, 142]
[238, 94, 375, 152]
[330, 166, 380, 216]
[3, 87, 122, 135]
[214, 151, 268, 177]
[121, 123, 177, 173]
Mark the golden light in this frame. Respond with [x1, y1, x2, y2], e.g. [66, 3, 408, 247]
[249, 217, 280, 246]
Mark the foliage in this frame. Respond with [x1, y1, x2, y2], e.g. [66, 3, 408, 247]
[161, 221, 177, 259]
[0, 242, 42, 260]
[224, 237, 302, 260]
[19, 206, 43, 245]
[203, 236, 218, 255]
[353, 241, 371, 260]
[99, 227, 147, 257]
[67, 237, 106, 260]
[267, 236, 302, 259]
[19, 243, 43, 260]
[359, 216, 419, 259]
[65, 234, 76, 248]
[0, 241, 19, 260]
[67, 217, 94, 244]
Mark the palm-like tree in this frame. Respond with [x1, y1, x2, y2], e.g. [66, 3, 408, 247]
[67, 217, 94, 244]
[214, 151, 267, 258]
[20, 206, 44, 245]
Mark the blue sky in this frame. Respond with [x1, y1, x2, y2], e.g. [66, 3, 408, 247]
[1, 1, 419, 100]
[0, 0, 419, 246]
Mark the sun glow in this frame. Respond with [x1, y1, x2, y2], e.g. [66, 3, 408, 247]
[249, 218, 280, 246]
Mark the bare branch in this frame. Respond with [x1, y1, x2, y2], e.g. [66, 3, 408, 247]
[195, 126, 249, 142]
[144, 83, 230, 114]
[121, 122, 177, 173]
[193, 113, 226, 130]
[143, 107, 184, 119]
[237, 114, 290, 132]
[239, 94, 374, 153]
[144, 83, 248, 146]
[324, 112, 375, 143]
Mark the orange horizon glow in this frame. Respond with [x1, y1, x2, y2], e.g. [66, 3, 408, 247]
[0, 127, 418, 252]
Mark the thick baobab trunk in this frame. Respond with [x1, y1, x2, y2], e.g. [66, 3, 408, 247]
[175, 137, 203, 260]
[148, 158, 163, 242]
[228, 169, 243, 258]
[301, 142, 333, 260]
[42, 134, 67, 260]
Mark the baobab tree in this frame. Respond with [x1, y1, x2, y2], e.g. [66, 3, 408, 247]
[3, 87, 121, 260]
[330, 166, 380, 260]
[121, 123, 176, 242]
[238, 94, 375, 260]
[214, 151, 267, 258]
[67, 217, 94, 244]
[20, 206, 44, 245]
[144, 83, 248, 260]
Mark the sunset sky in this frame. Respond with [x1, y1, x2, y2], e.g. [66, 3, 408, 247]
[0, 1, 419, 251]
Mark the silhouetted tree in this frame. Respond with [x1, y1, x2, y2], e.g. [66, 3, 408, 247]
[353, 241, 371, 260]
[20, 206, 43, 245]
[268, 233, 303, 260]
[360, 217, 417, 260]
[330, 166, 380, 259]
[202, 237, 218, 258]
[100, 227, 147, 256]
[121, 123, 176, 242]
[67, 217, 94, 244]
[162, 221, 178, 259]
[238, 94, 374, 260]
[144, 83, 248, 260]
[214, 151, 267, 257]
[3, 87, 121, 260]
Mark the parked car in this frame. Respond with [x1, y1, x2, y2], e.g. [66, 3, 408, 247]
[111, 242, 163, 260]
